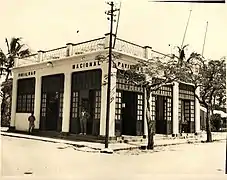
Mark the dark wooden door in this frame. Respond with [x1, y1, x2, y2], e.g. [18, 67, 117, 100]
[122, 91, 137, 135]
[156, 96, 166, 134]
[70, 91, 80, 134]
[46, 92, 59, 131]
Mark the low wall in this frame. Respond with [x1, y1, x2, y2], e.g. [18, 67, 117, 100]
[15, 113, 31, 131]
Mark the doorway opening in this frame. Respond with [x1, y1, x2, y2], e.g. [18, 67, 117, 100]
[155, 96, 172, 135]
[40, 74, 64, 131]
[121, 91, 137, 136]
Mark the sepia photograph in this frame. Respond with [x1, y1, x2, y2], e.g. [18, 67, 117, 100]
[0, 0, 226, 179]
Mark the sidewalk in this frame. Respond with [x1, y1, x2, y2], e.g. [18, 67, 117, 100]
[1, 127, 226, 152]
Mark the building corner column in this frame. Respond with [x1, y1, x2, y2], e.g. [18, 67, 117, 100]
[66, 43, 73, 56]
[195, 87, 201, 135]
[10, 72, 17, 130]
[104, 33, 116, 49]
[100, 61, 117, 137]
[144, 46, 152, 59]
[34, 74, 42, 129]
[61, 72, 72, 135]
[38, 50, 44, 62]
[100, 61, 108, 136]
[172, 82, 179, 137]
[109, 68, 117, 137]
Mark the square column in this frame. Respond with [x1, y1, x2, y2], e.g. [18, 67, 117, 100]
[100, 62, 108, 136]
[109, 68, 117, 137]
[99, 62, 116, 137]
[61, 72, 72, 134]
[10, 73, 17, 129]
[34, 74, 42, 129]
[172, 82, 179, 136]
[143, 89, 148, 136]
[195, 87, 201, 134]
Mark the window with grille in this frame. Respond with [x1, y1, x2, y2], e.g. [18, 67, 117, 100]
[150, 95, 156, 121]
[179, 99, 182, 121]
[166, 97, 172, 121]
[184, 101, 190, 122]
[115, 91, 122, 136]
[137, 94, 143, 121]
[59, 92, 64, 117]
[94, 91, 101, 119]
[71, 91, 79, 118]
[17, 94, 35, 113]
[179, 84, 195, 100]
[16, 78, 35, 113]
[190, 101, 195, 122]
[115, 91, 122, 121]
[116, 71, 143, 93]
[41, 93, 47, 117]
[153, 85, 172, 97]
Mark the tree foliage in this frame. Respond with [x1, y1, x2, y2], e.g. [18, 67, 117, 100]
[96, 52, 179, 149]
[0, 37, 30, 126]
[172, 45, 226, 142]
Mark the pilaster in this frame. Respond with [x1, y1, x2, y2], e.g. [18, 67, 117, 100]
[195, 87, 201, 134]
[172, 82, 179, 136]
[61, 72, 72, 134]
[34, 74, 41, 129]
[10, 72, 17, 128]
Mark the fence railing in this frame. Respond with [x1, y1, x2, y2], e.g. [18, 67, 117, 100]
[17, 54, 38, 66]
[17, 36, 148, 67]
[42, 46, 67, 61]
[114, 38, 145, 58]
[72, 37, 105, 55]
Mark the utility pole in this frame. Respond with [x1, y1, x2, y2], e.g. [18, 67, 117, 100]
[181, 9, 192, 49]
[103, 1, 119, 151]
[201, 21, 208, 57]
[113, 2, 121, 48]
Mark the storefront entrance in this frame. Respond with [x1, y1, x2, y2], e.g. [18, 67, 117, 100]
[122, 91, 137, 135]
[155, 96, 172, 135]
[40, 74, 64, 131]
[115, 90, 144, 136]
[70, 69, 102, 135]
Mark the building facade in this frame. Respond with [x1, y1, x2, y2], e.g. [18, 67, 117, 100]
[10, 34, 201, 138]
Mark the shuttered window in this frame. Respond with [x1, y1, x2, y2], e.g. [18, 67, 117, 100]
[16, 78, 35, 113]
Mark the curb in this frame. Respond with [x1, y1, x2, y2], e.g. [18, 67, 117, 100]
[0, 132, 100, 151]
[1, 131, 226, 153]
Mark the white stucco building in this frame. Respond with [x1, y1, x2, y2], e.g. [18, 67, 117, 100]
[9, 33, 201, 140]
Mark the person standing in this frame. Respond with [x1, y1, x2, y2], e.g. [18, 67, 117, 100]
[28, 112, 35, 134]
[79, 108, 90, 135]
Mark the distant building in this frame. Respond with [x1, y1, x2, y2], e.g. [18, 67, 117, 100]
[9, 33, 201, 140]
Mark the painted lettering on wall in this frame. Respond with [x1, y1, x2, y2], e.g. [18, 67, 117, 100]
[72, 60, 141, 71]
[18, 71, 36, 77]
[72, 60, 101, 69]
[115, 61, 140, 71]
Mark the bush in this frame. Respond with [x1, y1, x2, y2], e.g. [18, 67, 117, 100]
[210, 114, 222, 131]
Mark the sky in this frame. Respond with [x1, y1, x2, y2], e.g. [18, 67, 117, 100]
[0, 0, 226, 60]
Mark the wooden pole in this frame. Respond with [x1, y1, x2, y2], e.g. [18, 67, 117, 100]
[113, 2, 121, 48]
[202, 21, 208, 57]
[181, 10, 192, 48]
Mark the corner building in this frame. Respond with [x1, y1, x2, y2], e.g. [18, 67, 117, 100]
[10, 33, 201, 140]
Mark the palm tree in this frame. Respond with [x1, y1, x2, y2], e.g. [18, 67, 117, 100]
[0, 37, 30, 125]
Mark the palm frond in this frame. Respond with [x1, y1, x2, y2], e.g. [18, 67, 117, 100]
[5, 38, 10, 54]
[182, 44, 189, 49]
[15, 42, 25, 55]
[10, 37, 21, 55]
[18, 49, 30, 58]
